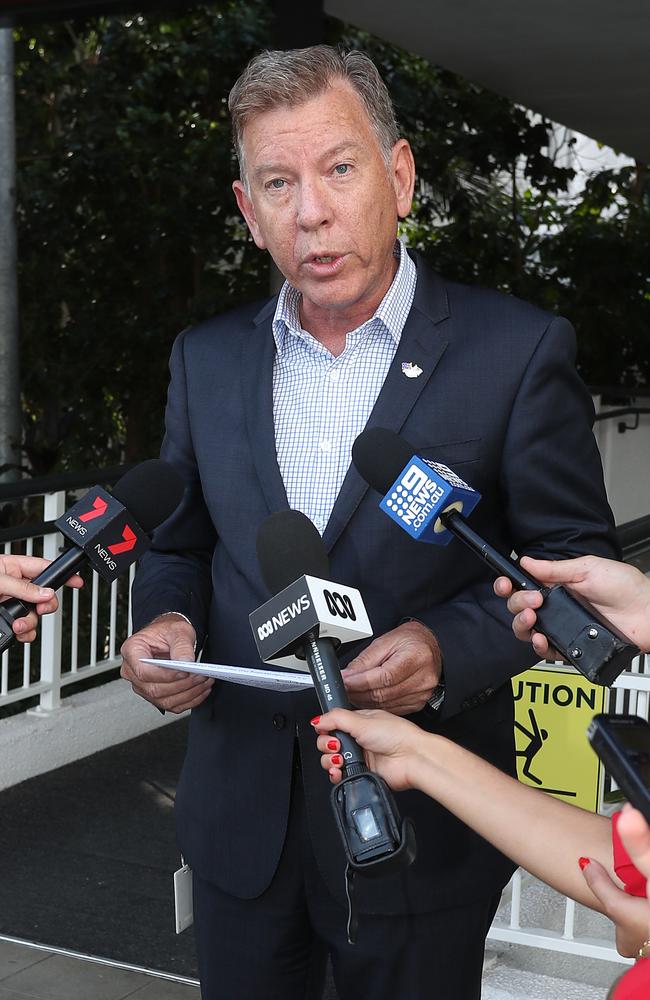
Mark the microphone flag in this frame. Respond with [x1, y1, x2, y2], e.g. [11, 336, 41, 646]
[379, 455, 481, 544]
[54, 486, 149, 583]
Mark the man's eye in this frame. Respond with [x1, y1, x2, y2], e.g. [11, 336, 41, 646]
[268, 178, 286, 190]
[334, 164, 350, 175]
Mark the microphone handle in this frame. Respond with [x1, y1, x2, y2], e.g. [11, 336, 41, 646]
[303, 631, 368, 773]
[0, 547, 87, 654]
[440, 511, 546, 592]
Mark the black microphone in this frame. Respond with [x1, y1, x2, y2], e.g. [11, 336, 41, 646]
[352, 427, 639, 686]
[255, 509, 370, 771]
[0, 459, 185, 653]
[253, 510, 416, 898]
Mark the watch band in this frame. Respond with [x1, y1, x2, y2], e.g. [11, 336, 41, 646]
[426, 681, 446, 712]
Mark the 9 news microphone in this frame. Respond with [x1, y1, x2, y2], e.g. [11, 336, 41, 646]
[352, 427, 639, 687]
[0, 460, 185, 654]
[251, 510, 416, 902]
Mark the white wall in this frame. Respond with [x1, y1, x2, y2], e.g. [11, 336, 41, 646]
[0, 679, 184, 792]
[593, 398, 650, 526]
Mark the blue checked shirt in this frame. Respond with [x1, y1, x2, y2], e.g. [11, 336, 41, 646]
[272, 240, 417, 534]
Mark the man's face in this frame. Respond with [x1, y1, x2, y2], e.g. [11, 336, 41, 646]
[232, 82, 415, 331]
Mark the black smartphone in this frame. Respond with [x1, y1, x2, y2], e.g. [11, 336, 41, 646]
[587, 713, 650, 824]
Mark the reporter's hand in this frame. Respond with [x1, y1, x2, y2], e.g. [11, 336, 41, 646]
[580, 853, 649, 958]
[0, 554, 84, 644]
[341, 621, 442, 715]
[493, 576, 554, 659]
[312, 707, 428, 791]
[494, 554, 650, 656]
[120, 613, 213, 713]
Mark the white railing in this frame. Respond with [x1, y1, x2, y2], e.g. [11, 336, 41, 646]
[1, 482, 649, 966]
[488, 652, 650, 964]
[0, 484, 135, 716]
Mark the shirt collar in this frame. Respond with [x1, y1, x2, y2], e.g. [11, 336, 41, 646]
[272, 239, 416, 356]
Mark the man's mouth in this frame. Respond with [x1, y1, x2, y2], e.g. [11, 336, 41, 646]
[306, 252, 343, 265]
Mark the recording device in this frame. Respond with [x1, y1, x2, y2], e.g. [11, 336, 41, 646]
[0, 459, 185, 654]
[252, 510, 416, 885]
[352, 427, 639, 686]
[587, 714, 650, 824]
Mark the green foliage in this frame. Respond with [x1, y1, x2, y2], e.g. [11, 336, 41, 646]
[15, 2, 273, 473]
[13, 5, 650, 473]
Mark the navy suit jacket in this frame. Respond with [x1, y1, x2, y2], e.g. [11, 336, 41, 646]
[132, 253, 618, 914]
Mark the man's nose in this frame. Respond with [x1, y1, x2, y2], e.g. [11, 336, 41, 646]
[296, 178, 332, 230]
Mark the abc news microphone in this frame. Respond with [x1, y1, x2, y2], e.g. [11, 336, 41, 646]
[0, 460, 184, 654]
[250, 509, 415, 940]
[352, 427, 639, 687]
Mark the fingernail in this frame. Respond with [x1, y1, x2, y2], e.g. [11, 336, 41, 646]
[37, 588, 54, 598]
[327, 739, 339, 751]
[13, 620, 25, 633]
[331, 754, 342, 765]
[310, 716, 321, 726]
[578, 857, 590, 871]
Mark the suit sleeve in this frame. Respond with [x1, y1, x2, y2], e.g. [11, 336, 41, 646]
[416, 316, 620, 720]
[131, 329, 216, 648]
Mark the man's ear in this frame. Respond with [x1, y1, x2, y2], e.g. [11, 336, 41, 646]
[391, 139, 416, 220]
[232, 180, 267, 249]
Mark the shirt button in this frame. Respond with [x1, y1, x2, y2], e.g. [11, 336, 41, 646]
[328, 369, 340, 381]
[319, 439, 332, 453]
[272, 714, 286, 730]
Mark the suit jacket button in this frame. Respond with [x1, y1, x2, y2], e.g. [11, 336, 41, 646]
[272, 713, 286, 730]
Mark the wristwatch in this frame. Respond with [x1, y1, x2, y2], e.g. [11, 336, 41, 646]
[426, 678, 446, 713]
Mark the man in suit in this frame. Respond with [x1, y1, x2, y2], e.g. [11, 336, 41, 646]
[120, 46, 618, 999]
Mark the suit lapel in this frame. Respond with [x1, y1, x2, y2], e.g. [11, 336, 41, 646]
[323, 259, 451, 552]
[241, 302, 289, 515]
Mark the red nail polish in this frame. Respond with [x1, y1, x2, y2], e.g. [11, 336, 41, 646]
[327, 739, 338, 750]
[331, 754, 343, 765]
[578, 857, 590, 870]
[310, 716, 321, 726]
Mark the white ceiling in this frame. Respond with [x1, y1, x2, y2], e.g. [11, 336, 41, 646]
[325, 0, 650, 162]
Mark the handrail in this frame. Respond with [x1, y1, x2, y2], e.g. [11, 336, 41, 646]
[0, 463, 136, 502]
[617, 514, 650, 558]
[594, 407, 650, 423]
[589, 384, 650, 400]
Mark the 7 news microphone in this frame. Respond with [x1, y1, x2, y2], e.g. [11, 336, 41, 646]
[250, 509, 416, 910]
[352, 427, 639, 687]
[0, 459, 185, 654]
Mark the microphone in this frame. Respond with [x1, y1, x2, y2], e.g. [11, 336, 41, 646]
[352, 427, 639, 686]
[251, 509, 415, 896]
[0, 459, 185, 653]
[252, 509, 371, 767]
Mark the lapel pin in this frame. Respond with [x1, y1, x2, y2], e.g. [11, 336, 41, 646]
[401, 361, 423, 379]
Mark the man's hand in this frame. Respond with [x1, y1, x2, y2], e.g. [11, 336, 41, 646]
[341, 620, 441, 716]
[0, 554, 84, 644]
[120, 613, 214, 713]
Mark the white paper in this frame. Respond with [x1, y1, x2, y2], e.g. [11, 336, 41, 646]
[142, 658, 314, 692]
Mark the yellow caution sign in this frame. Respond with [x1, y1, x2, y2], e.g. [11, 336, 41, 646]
[512, 665, 608, 812]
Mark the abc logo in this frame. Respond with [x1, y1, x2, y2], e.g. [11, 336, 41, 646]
[324, 590, 357, 621]
[257, 620, 273, 640]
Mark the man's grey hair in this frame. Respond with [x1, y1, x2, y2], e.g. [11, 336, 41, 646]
[228, 45, 400, 188]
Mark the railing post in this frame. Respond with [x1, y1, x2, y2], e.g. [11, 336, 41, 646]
[32, 490, 66, 714]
